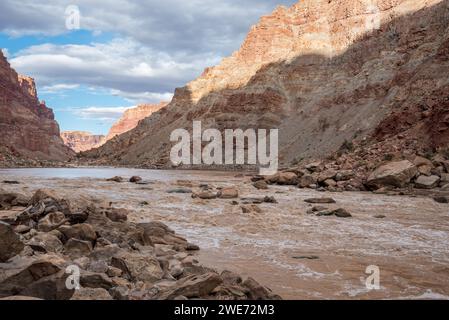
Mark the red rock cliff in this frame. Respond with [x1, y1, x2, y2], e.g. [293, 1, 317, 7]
[0, 50, 74, 164]
[105, 102, 167, 141]
[84, 0, 449, 168]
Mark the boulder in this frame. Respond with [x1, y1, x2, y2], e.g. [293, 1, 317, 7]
[440, 173, 449, 184]
[191, 190, 217, 200]
[38, 211, 67, 232]
[253, 180, 268, 190]
[30, 189, 59, 205]
[298, 175, 316, 188]
[220, 270, 242, 285]
[65, 238, 93, 258]
[304, 198, 336, 204]
[367, 160, 417, 189]
[335, 170, 355, 182]
[250, 176, 265, 182]
[0, 255, 72, 299]
[138, 221, 185, 248]
[86, 260, 108, 274]
[0, 192, 28, 209]
[306, 206, 328, 214]
[413, 156, 433, 168]
[79, 271, 114, 290]
[0, 221, 24, 262]
[87, 212, 145, 247]
[159, 273, 223, 299]
[441, 161, 449, 173]
[58, 224, 97, 244]
[19, 270, 74, 300]
[315, 210, 334, 216]
[28, 233, 64, 254]
[332, 208, 352, 218]
[323, 179, 337, 187]
[105, 208, 129, 223]
[88, 244, 123, 263]
[417, 165, 433, 176]
[65, 210, 89, 225]
[71, 287, 113, 300]
[277, 172, 298, 185]
[434, 197, 449, 204]
[305, 161, 323, 173]
[263, 196, 277, 204]
[111, 252, 164, 283]
[110, 286, 130, 300]
[14, 225, 31, 234]
[414, 175, 440, 189]
[217, 187, 239, 199]
[185, 243, 200, 251]
[242, 277, 279, 300]
[129, 176, 142, 183]
[106, 266, 123, 278]
[317, 170, 337, 183]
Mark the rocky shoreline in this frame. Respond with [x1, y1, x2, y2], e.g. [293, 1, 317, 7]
[0, 188, 280, 300]
[253, 150, 449, 202]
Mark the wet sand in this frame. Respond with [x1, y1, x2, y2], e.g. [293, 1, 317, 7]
[1, 168, 449, 299]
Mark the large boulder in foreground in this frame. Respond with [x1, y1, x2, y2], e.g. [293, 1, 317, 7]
[367, 160, 417, 189]
[0, 221, 24, 262]
[0, 255, 73, 299]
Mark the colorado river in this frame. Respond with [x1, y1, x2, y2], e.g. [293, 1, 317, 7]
[1, 168, 449, 299]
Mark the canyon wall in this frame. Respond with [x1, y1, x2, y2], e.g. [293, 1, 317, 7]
[0, 50, 74, 165]
[105, 103, 167, 141]
[85, 0, 449, 168]
[61, 131, 105, 153]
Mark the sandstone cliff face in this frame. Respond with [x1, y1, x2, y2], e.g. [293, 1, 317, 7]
[105, 103, 167, 141]
[85, 0, 449, 168]
[0, 51, 74, 164]
[61, 131, 105, 153]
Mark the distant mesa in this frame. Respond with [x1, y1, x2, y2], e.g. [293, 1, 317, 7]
[60, 103, 167, 153]
[61, 131, 106, 153]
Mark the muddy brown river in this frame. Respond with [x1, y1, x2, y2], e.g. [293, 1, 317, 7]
[1, 168, 448, 300]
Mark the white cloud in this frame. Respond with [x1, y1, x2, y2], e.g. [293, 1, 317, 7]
[41, 83, 79, 93]
[1, 0, 297, 103]
[72, 106, 134, 122]
[0, 0, 297, 53]
[110, 89, 173, 103]
[9, 38, 219, 102]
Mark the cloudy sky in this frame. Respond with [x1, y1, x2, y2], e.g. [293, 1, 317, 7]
[0, 0, 297, 134]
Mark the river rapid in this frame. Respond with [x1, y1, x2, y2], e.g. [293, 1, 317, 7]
[1, 167, 448, 300]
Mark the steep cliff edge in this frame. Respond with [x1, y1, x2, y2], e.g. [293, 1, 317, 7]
[105, 103, 167, 141]
[61, 131, 105, 153]
[84, 0, 449, 168]
[0, 50, 74, 166]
